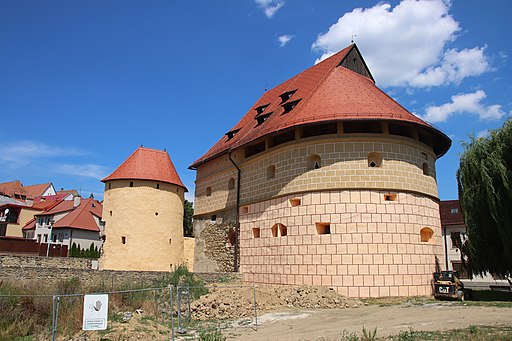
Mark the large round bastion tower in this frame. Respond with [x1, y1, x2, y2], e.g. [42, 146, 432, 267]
[190, 44, 451, 298]
[100, 147, 187, 271]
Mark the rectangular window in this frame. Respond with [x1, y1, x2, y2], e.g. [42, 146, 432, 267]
[316, 222, 331, 235]
[450, 232, 461, 249]
[252, 228, 260, 238]
[122, 236, 126, 244]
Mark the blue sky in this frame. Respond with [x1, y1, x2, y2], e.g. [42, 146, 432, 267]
[1, 0, 510, 201]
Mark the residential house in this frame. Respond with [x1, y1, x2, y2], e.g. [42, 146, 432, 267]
[23, 197, 103, 252]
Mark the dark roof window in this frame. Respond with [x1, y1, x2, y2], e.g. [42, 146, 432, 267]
[256, 112, 273, 126]
[282, 99, 301, 114]
[255, 103, 270, 115]
[279, 89, 297, 103]
[225, 128, 241, 140]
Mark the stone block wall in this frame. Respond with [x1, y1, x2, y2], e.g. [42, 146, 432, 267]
[193, 209, 236, 273]
[0, 255, 238, 288]
[194, 137, 438, 216]
[0, 255, 92, 269]
[239, 190, 443, 298]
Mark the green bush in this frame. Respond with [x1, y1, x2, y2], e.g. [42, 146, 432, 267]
[198, 329, 226, 341]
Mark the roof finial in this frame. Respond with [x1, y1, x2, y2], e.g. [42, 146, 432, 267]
[351, 34, 356, 44]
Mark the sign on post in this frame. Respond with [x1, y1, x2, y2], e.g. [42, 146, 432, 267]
[83, 294, 109, 330]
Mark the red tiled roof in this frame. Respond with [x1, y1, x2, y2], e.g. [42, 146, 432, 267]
[22, 218, 36, 230]
[190, 44, 450, 168]
[36, 200, 76, 216]
[440, 200, 465, 226]
[102, 147, 187, 190]
[52, 198, 102, 232]
[0, 180, 24, 197]
[56, 189, 79, 197]
[31, 194, 69, 210]
[22, 183, 52, 199]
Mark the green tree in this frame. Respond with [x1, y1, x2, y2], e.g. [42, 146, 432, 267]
[457, 119, 512, 278]
[183, 199, 194, 237]
[71, 242, 78, 257]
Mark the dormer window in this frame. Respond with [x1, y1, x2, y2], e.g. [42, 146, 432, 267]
[255, 103, 270, 115]
[279, 89, 297, 103]
[282, 99, 301, 114]
[256, 112, 272, 126]
[225, 128, 241, 140]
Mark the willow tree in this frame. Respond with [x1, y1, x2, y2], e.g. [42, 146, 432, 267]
[457, 119, 512, 278]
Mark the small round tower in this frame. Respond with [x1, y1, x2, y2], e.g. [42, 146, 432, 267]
[100, 147, 187, 271]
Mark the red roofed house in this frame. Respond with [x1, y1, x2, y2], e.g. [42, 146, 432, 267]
[23, 197, 103, 253]
[100, 147, 191, 271]
[190, 44, 451, 298]
[0, 180, 56, 200]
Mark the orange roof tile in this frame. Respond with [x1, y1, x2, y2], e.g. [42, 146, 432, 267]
[36, 200, 76, 216]
[52, 198, 102, 232]
[190, 44, 450, 168]
[22, 183, 52, 199]
[0, 180, 24, 197]
[22, 217, 36, 230]
[31, 194, 69, 210]
[102, 147, 187, 190]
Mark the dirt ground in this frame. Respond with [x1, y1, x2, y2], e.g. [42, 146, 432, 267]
[67, 285, 512, 340]
[226, 302, 512, 340]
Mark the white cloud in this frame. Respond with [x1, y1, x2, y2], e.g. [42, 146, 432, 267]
[0, 141, 83, 167]
[312, 0, 490, 88]
[278, 34, 293, 47]
[55, 164, 110, 180]
[422, 90, 508, 123]
[255, 0, 284, 18]
[476, 130, 490, 139]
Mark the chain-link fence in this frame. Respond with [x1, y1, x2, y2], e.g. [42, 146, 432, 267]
[0, 284, 258, 340]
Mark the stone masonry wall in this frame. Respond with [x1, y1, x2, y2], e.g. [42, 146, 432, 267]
[0, 255, 239, 288]
[193, 209, 236, 273]
[0, 255, 92, 269]
[239, 190, 443, 298]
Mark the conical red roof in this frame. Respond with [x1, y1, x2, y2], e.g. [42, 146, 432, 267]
[190, 44, 450, 168]
[102, 147, 186, 190]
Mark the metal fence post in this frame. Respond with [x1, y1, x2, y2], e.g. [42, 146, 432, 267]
[169, 285, 174, 341]
[253, 285, 258, 327]
[186, 284, 191, 323]
[52, 295, 60, 341]
[177, 285, 185, 333]
[51, 295, 55, 341]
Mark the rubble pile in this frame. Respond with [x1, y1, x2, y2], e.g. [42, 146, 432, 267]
[187, 285, 360, 320]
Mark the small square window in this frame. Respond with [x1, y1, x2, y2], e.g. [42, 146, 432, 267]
[316, 222, 331, 235]
[252, 228, 260, 238]
[451, 208, 458, 214]
[129, 182, 134, 187]
[384, 193, 397, 201]
[290, 198, 301, 207]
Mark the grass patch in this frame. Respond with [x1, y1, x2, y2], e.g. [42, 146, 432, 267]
[335, 325, 512, 340]
[387, 325, 512, 340]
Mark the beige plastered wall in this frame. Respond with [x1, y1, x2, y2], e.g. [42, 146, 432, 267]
[194, 135, 438, 215]
[239, 190, 443, 298]
[100, 180, 185, 272]
[183, 237, 195, 270]
[6, 208, 40, 237]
